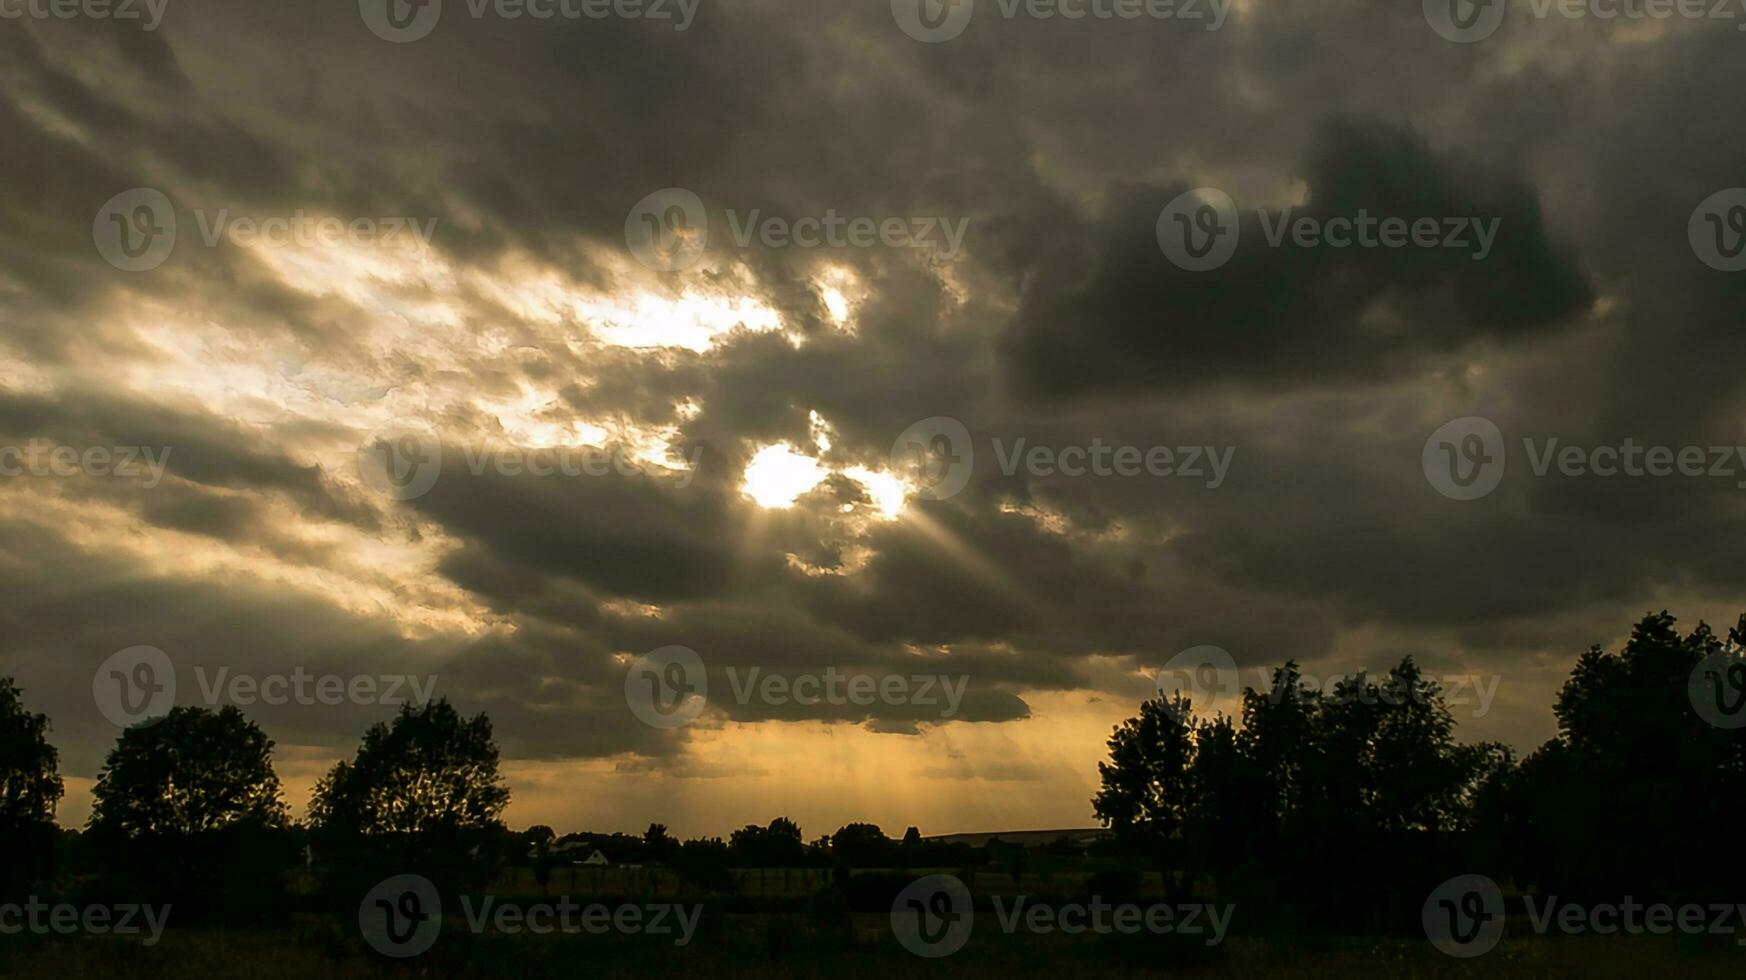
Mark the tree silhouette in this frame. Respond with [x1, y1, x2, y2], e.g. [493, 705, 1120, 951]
[90, 706, 286, 836]
[308, 699, 510, 893]
[828, 822, 893, 868]
[523, 825, 557, 895]
[1097, 656, 1506, 922]
[673, 836, 733, 893]
[86, 705, 290, 916]
[1505, 611, 1746, 901]
[0, 677, 63, 893]
[1092, 692, 1196, 880]
[309, 699, 509, 835]
[643, 822, 678, 863]
[729, 816, 807, 867]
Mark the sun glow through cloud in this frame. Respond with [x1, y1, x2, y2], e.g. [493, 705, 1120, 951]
[741, 443, 828, 508]
[741, 412, 916, 518]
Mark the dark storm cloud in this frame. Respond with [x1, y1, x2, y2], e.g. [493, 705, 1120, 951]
[1004, 118, 1592, 399]
[0, 387, 373, 528]
[408, 445, 768, 603]
[0, 508, 679, 769]
[0, 0, 1743, 784]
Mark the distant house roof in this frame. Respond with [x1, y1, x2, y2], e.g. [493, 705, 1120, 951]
[528, 839, 596, 860]
[583, 849, 610, 865]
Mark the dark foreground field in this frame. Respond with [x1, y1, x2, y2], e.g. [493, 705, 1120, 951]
[4, 928, 1745, 979]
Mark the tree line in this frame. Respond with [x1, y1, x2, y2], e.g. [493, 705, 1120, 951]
[1093, 610, 1746, 931]
[0, 692, 996, 921]
[4, 608, 1741, 934]
[0, 696, 521, 919]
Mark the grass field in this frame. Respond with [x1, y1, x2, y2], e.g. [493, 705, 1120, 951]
[3, 928, 1744, 978]
[7, 867, 1741, 976]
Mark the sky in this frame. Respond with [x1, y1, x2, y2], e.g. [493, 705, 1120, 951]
[1, 0, 1744, 839]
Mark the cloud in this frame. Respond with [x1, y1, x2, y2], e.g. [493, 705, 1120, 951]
[1004, 118, 1592, 399]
